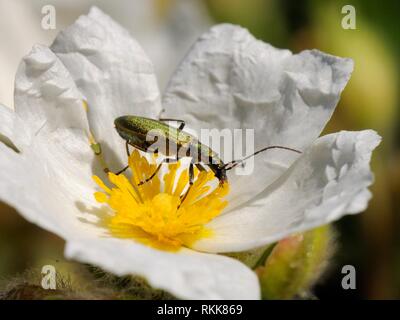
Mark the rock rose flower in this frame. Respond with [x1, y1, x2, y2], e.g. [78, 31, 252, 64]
[0, 7, 380, 299]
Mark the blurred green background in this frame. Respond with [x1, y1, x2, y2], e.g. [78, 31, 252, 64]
[0, 0, 399, 299]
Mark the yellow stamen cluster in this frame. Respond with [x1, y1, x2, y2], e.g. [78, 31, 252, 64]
[93, 150, 229, 251]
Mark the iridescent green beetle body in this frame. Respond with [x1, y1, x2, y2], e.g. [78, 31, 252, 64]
[114, 116, 228, 184]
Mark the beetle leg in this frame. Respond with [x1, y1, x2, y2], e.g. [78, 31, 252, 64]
[125, 141, 130, 157]
[138, 157, 177, 186]
[112, 142, 131, 175]
[179, 161, 194, 207]
[115, 165, 129, 175]
[159, 118, 186, 131]
[195, 163, 207, 172]
[138, 163, 162, 186]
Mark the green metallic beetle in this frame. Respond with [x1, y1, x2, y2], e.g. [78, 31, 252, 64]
[110, 115, 301, 204]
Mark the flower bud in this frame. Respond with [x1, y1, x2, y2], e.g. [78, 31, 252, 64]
[256, 225, 334, 299]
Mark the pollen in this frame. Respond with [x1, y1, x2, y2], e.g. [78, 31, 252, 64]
[93, 150, 229, 251]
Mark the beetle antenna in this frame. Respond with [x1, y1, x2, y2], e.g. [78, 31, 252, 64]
[223, 145, 302, 171]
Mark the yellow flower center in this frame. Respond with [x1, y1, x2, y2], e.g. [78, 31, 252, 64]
[93, 150, 229, 251]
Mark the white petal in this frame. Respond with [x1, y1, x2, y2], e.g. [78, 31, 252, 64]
[0, 104, 14, 139]
[162, 24, 353, 209]
[14, 44, 89, 145]
[0, 127, 98, 239]
[0, 103, 26, 150]
[50, 7, 162, 170]
[66, 238, 260, 300]
[0, 39, 102, 236]
[192, 130, 381, 253]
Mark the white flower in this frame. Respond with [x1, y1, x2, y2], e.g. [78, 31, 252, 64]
[0, 7, 380, 299]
